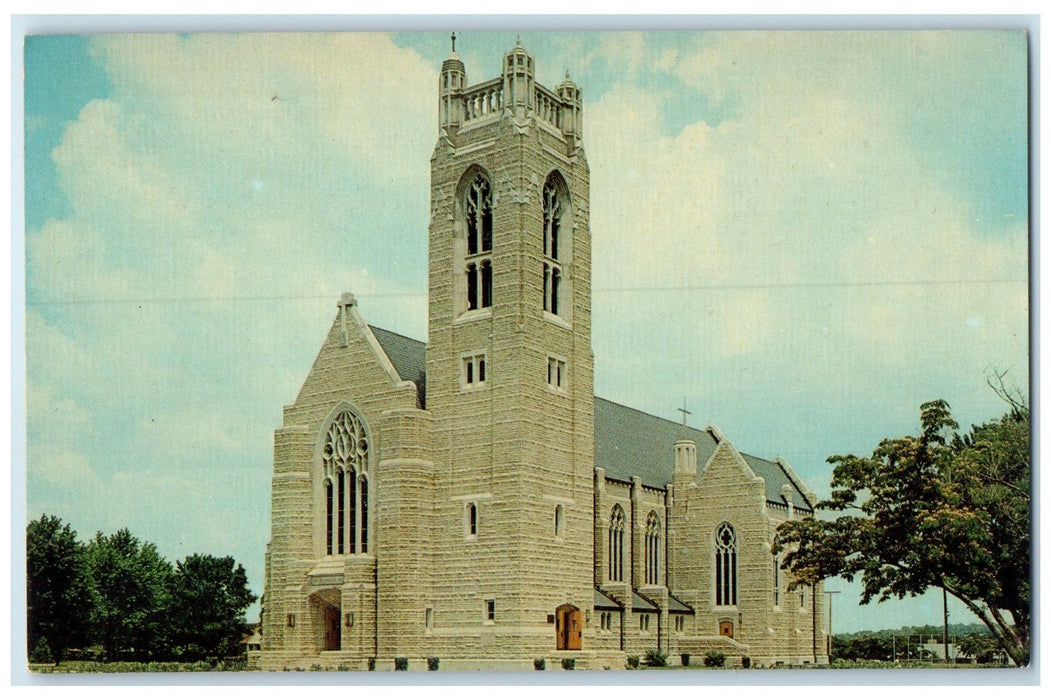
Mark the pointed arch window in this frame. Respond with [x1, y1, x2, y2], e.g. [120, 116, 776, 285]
[715, 522, 737, 606]
[465, 173, 493, 311]
[542, 176, 567, 316]
[322, 409, 370, 555]
[608, 505, 625, 582]
[645, 512, 661, 585]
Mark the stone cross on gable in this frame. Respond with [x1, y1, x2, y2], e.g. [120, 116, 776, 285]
[338, 292, 356, 347]
[677, 397, 692, 426]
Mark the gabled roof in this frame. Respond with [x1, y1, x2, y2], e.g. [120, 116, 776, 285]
[594, 397, 719, 489]
[595, 397, 813, 512]
[369, 326, 427, 408]
[366, 326, 813, 511]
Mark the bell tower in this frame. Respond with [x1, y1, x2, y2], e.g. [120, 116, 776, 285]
[426, 40, 596, 661]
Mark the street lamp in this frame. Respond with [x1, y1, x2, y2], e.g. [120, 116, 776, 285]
[826, 590, 841, 662]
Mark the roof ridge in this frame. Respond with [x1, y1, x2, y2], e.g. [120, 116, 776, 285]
[595, 395, 698, 431]
[368, 325, 426, 346]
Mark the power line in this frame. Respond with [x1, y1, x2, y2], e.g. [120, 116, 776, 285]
[27, 277, 1026, 308]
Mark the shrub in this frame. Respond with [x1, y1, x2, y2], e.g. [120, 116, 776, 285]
[680, 653, 691, 667]
[561, 657, 575, 670]
[742, 656, 751, 669]
[427, 656, 440, 671]
[626, 655, 640, 669]
[703, 651, 726, 668]
[533, 658, 546, 670]
[30, 638, 54, 664]
[645, 649, 668, 667]
[367, 657, 376, 671]
[394, 657, 409, 671]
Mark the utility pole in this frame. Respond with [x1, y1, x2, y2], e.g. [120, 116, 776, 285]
[943, 587, 950, 665]
[826, 590, 840, 661]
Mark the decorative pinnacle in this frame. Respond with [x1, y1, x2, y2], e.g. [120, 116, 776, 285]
[451, 32, 456, 53]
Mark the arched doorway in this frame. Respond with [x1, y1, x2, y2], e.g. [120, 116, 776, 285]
[309, 589, 342, 651]
[719, 619, 734, 639]
[555, 604, 582, 650]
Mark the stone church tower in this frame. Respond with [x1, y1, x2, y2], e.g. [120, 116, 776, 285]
[424, 41, 595, 661]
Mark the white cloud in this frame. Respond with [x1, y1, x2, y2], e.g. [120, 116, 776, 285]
[93, 33, 437, 188]
[28, 447, 98, 490]
[586, 33, 1026, 381]
[27, 384, 95, 436]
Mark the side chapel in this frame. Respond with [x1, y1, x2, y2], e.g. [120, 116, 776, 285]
[259, 41, 827, 671]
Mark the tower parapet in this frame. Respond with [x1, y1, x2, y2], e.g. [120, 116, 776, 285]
[444, 41, 583, 146]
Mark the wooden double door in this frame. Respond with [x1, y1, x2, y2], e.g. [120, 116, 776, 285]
[555, 604, 582, 650]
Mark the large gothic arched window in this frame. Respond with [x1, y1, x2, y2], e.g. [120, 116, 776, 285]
[608, 505, 625, 582]
[322, 409, 370, 555]
[542, 174, 568, 317]
[715, 522, 737, 606]
[464, 173, 493, 311]
[645, 512, 661, 585]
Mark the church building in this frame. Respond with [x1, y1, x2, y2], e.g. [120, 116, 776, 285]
[259, 41, 827, 671]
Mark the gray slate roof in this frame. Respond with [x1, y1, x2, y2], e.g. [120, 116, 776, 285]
[632, 590, 660, 612]
[594, 588, 622, 610]
[368, 328, 812, 511]
[668, 593, 695, 614]
[595, 397, 813, 511]
[369, 326, 427, 408]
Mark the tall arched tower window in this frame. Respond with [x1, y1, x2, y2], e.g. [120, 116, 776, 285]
[322, 409, 369, 555]
[608, 505, 625, 582]
[715, 522, 737, 606]
[645, 512, 661, 585]
[464, 172, 493, 311]
[542, 173, 569, 317]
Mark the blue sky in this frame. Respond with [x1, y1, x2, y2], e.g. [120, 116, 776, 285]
[21, 30, 1028, 633]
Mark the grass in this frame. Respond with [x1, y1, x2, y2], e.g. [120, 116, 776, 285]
[29, 659, 249, 673]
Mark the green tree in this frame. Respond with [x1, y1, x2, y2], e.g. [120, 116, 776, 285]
[168, 553, 257, 660]
[86, 529, 174, 661]
[26, 515, 94, 662]
[775, 397, 1030, 667]
[958, 633, 1000, 663]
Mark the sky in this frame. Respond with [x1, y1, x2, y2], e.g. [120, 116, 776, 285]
[20, 29, 1029, 634]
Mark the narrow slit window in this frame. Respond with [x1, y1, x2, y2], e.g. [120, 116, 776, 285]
[463, 353, 488, 388]
[547, 357, 567, 391]
[325, 480, 334, 555]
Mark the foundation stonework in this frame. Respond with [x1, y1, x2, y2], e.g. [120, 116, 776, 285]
[259, 43, 827, 672]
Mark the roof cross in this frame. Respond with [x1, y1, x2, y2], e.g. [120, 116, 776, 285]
[677, 397, 692, 426]
[451, 32, 456, 53]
